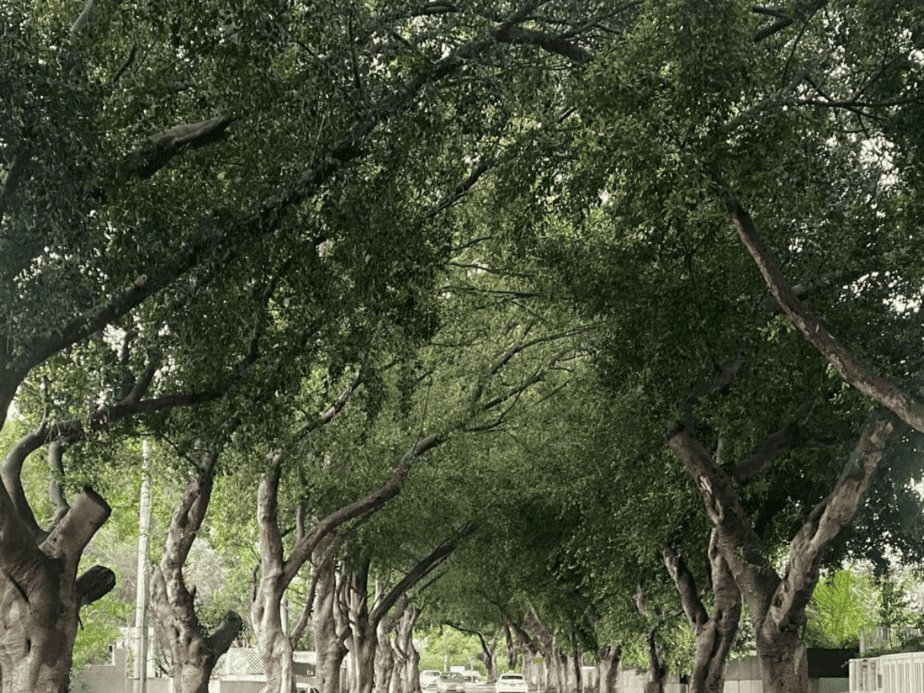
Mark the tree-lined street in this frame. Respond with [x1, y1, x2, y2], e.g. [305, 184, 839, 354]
[3, 1, 924, 692]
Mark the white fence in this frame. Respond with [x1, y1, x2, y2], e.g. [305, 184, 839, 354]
[850, 652, 924, 693]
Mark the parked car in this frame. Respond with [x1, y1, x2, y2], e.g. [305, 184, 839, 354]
[462, 673, 482, 686]
[421, 670, 443, 690]
[437, 672, 467, 693]
[495, 673, 528, 693]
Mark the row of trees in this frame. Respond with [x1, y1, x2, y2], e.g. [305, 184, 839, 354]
[4, 0, 924, 692]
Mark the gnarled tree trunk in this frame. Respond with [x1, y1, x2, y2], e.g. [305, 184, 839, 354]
[392, 596, 420, 693]
[150, 446, 243, 693]
[669, 373, 906, 693]
[596, 645, 620, 693]
[525, 611, 562, 693]
[0, 435, 115, 693]
[476, 634, 498, 684]
[313, 538, 348, 693]
[508, 621, 541, 689]
[663, 530, 740, 693]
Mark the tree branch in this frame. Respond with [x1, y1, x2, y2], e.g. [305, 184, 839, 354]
[727, 193, 924, 432]
[369, 523, 478, 626]
[122, 117, 234, 180]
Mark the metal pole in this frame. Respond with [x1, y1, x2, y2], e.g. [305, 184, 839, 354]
[133, 439, 152, 693]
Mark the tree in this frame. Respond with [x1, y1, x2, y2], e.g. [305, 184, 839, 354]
[511, 2, 924, 691]
[1, 0, 625, 687]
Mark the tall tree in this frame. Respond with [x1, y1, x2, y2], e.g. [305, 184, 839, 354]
[0, 0, 624, 687]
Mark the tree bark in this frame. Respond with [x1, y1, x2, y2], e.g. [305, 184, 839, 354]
[475, 634, 498, 684]
[663, 531, 740, 693]
[596, 645, 620, 693]
[508, 621, 541, 688]
[668, 406, 906, 693]
[0, 482, 114, 692]
[346, 564, 377, 693]
[392, 597, 420, 693]
[633, 588, 666, 693]
[503, 622, 519, 672]
[149, 447, 243, 693]
[375, 582, 397, 693]
[524, 611, 562, 693]
[313, 537, 348, 693]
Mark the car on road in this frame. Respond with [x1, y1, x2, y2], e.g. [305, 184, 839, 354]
[462, 673, 482, 686]
[495, 673, 528, 693]
[421, 670, 443, 690]
[437, 672, 467, 693]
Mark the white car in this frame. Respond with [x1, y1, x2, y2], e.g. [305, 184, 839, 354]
[437, 672, 467, 693]
[421, 670, 443, 690]
[495, 674, 528, 693]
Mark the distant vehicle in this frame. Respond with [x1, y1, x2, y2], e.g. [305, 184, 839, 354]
[462, 673, 482, 686]
[421, 670, 443, 690]
[437, 672, 467, 693]
[495, 673, 528, 693]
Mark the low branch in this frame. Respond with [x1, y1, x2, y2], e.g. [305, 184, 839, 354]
[1, 421, 48, 539]
[39, 488, 111, 581]
[76, 564, 116, 606]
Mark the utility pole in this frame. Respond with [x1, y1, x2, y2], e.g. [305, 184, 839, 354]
[133, 439, 152, 693]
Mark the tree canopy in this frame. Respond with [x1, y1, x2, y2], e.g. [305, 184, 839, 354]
[5, 1, 924, 692]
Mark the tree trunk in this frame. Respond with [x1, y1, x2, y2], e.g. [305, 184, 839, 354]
[503, 623, 519, 672]
[375, 598, 397, 693]
[663, 531, 740, 693]
[251, 458, 298, 693]
[569, 649, 582, 693]
[634, 588, 666, 693]
[669, 372, 906, 693]
[524, 611, 560, 693]
[596, 645, 620, 693]
[313, 539, 348, 693]
[476, 635, 498, 684]
[150, 447, 243, 693]
[346, 564, 377, 693]
[0, 476, 115, 693]
[406, 636, 422, 693]
[508, 621, 540, 689]
[754, 629, 807, 693]
[392, 597, 420, 693]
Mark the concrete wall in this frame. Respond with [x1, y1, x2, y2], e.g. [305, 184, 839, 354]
[70, 647, 128, 693]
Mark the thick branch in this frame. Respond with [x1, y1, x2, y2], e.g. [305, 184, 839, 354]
[662, 546, 708, 630]
[39, 487, 111, 582]
[368, 523, 478, 626]
[69, 0, 97, 37]
[751, 0, 826, 42]
[1, 422, 48, 538]
[47, 440, 70, 526]
[666, 427, 779, 607]
[729, 418, 802, 483]
[210, 611, 245, 656]
[770, 408, 906, 629]
[75, 564, 116, 606]
[123, 117, 234, 180]
[727, 193, 924, 432]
